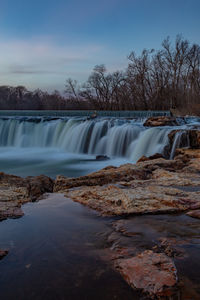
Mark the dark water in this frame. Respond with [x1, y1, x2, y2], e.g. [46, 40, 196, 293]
[0, 194, 200, 299]
[0, 194, 138, 300]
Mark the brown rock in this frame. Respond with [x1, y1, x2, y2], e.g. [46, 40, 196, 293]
[54, 163, 151, 192]
[54, 149, 200, 216]
[189, 130, 200, 148]
[137, 153, 164, 163]
[116, 250, 177, 298]
[144, 116, 178, 127]
[186, 210, 200, 219]
[26, 175, 54, 201]
[0, 172, 54, 221]
[168, 129, 200, 154]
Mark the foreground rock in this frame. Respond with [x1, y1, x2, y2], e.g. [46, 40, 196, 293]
[143, 116, 178, 127]
[0, 173, 54, 221]
[55, 149, 200, 216]
[116, 250, 177, 298]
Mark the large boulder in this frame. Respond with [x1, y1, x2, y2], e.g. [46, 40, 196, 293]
[144, 116, 178, 127]
[26, 175, 54, 201]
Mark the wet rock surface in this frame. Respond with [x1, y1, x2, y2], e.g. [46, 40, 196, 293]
[186, 209, 200, 219]
[97, 214, 200, 299]
[143, 116, 178, 127]
[168, 129, 200, 154]
[55, 149, 200, 217]
[116, 250, 177, 298]
[0, 173, 54, 221]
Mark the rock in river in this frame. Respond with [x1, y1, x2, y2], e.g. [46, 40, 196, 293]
[115, 250, 178, 298]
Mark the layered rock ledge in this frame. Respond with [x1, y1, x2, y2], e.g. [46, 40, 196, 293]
[143, 116, 178, 127]
[54, 149, 200, 217]
[0, 173, 54, 221]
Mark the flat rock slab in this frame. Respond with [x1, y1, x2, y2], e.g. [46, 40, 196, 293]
[143, 116, 178, 127]
[116, 250, 177, 298]
[58, 149, 200, 216]
[0, 173, 54, 221]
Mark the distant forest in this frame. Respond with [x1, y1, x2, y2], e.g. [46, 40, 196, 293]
[0, 35, 200, 112]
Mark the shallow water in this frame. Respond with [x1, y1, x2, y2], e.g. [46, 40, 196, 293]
[0, 147, 129, 178]
[0, 194, 200, 299]
[0, 194, 138, 300]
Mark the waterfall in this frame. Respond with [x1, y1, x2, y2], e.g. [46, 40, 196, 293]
[128, 127, 171, 162]
[170, 130, 190, 159]
[0, 118, 171, 162]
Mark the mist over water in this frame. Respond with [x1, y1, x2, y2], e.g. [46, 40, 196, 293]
[0, 113, 199, 177]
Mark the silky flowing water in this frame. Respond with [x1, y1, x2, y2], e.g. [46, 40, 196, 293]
[0, 113, 199, 177]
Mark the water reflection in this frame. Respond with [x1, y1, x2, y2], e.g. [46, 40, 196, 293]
[0, 194, 137, 300]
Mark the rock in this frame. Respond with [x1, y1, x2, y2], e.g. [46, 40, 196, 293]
[54, 163, 151, 192]
[65, 183, 189, 216]
[26, 175, 54, 201]
[54, 149, 200, 216]
[168, 129, 200, 155]
[0, 172, 25, 187]
[96, 155, 110, 161]
[115, 250, 177, 298]
[154, 237, 186, 258]
[137, 153, 164, 163]
[144, 116, 178, 127]
[0, 172, 54, 221]
[0, 249, 8, 260]
[186, 210, 200, 219]
[189, 130, 200, 148]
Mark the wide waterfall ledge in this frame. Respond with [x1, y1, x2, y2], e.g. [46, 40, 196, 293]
[0, 113, 199, 177]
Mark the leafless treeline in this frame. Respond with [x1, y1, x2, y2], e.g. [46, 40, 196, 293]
[0, 35, 200, 111]
[0, 86, 90, 110]
[66, 35, 200, 111]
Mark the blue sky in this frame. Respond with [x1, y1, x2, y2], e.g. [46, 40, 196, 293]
[0, 0, 200, 92]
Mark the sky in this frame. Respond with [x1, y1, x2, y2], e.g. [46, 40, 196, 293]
[0, 0, 200, 92]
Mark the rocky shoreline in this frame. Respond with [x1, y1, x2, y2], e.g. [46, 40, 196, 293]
[0, 116, 200, 299]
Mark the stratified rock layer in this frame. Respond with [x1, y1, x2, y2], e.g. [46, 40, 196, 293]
[143, 116, 178, 127]
[55, 149, 200, 216]
[0, 173, 54, 221]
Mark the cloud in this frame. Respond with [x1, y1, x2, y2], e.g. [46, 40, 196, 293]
[0, 37, 127, 91]
[0, 38, 103, 75]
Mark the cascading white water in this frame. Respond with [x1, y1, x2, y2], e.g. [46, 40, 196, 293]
[128, 127, 171, 162]
[0, 118, 170, 160]
[1, 115, 198, 177]
[170, 130, 190, 159]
